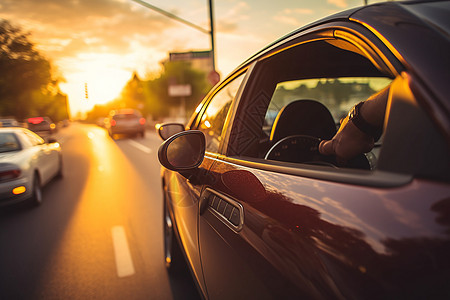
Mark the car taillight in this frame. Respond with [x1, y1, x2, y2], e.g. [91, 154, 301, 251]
[28, 117, 43, 124]
[139, 118, 146, 125]
[111, 120, 116, 126]
[0, 169, 21, 181]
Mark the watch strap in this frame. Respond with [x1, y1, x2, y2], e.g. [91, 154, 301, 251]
[349, 102, 382, 140]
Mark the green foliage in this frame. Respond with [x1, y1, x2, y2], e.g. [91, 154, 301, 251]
[0, 19, 68, 121]
[157, 61, 211, 118]
[118, 72, 146, 112]
[85, 103, 113, 124]
[115, 61, 212, 120]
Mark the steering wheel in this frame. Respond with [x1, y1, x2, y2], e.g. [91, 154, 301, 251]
[264, 135, 371, 169]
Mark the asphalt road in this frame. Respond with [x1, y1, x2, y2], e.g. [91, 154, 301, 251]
[0, 123, 201, 300]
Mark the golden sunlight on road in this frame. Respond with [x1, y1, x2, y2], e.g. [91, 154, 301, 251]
[35, 126, 156, 297]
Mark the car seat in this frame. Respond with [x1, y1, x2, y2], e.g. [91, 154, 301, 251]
[269, 99, 337, 143]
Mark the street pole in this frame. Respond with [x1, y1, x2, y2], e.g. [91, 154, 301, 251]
[131, 0, 216, 71]
[207, 0, 216, 72]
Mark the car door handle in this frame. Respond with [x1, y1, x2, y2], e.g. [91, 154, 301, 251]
[200, 188, 244, 230]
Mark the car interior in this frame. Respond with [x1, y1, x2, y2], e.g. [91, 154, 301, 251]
[228, 38, 394, 170]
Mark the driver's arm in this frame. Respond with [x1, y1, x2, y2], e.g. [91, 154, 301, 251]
[319, 85, 389, 163]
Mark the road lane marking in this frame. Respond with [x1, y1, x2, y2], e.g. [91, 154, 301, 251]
[128, 140, 152, 154]
[111, 226, 135, 278]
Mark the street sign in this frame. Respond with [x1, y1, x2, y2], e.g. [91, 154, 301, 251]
[168, 84, 192, 97]
[208, 70, 220, 86]
[170, 51, 212, 61]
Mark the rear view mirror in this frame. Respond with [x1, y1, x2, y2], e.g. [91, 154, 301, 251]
[158, 130, 205, 171]
[157, 123, 185, 140]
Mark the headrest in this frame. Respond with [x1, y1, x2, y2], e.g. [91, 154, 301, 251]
[269, 99, 337, 142]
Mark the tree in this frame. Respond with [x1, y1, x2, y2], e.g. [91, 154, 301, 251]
[118, 72, 146, 112]
[85, 103, 113, 124]
[144, 61, 211, 120]
[113, 61, 212, 121]
[0, 19, 68, 121]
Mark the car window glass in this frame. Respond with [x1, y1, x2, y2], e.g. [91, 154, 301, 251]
[0, 133, 21, 153]
[265, 77, 392, 134]
[113, 114, 137, 120]
[198, 73, 245, 153]
[265, 77, 391, 168]
[231, 38, 394, 171]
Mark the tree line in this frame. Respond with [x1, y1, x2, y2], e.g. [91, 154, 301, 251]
[0, 19, 69, 123]
[86, 60, 213, 124]
[0, 18, 213, 124]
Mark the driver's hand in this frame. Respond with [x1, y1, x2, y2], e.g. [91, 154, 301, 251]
[319, 115, 374, 165]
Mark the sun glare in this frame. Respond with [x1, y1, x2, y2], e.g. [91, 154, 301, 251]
[59, 54, 132, 115]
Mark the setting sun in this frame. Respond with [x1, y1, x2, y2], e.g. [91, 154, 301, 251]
[0, 0, 385, 119]
[59, 54, 133, 114]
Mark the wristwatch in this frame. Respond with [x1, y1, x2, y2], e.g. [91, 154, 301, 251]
[348, 102, 382, 140]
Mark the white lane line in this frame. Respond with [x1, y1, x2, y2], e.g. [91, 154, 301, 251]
[111, 226, 136, 278]
[127, 140, 152, 154]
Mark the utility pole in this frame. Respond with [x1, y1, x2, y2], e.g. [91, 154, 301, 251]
[207, 0, 216, 72]
[131, 0, 217, 73]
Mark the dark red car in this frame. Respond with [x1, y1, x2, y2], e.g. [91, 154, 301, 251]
[158, 1, 450, 299]
[106, 109, 146, 138]
[26, 117, 56, 135]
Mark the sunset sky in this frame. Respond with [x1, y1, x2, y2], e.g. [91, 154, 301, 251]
[0, 0, 387, 116]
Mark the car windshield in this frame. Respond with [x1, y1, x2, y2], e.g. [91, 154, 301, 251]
[0, 133, 21, 153]
[113, 114, 138, 120]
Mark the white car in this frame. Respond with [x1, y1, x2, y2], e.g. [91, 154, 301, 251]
[0, 127, 62, 207]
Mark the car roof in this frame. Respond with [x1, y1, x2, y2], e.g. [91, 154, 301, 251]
[233, 0, 449, 128]
[111, 108, 141, 115]
[0, 127, 25, 134]
[350, 1, 450, 115]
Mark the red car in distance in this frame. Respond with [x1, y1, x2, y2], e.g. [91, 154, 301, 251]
[106, 109, 146, 139]
[26, 117, 56, 136]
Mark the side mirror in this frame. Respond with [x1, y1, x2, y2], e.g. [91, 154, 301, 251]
[47, 138, 58, 144]
[158, 130, 205, 171]
[157, 123, 185, 140]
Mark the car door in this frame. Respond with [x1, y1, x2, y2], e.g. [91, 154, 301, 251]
[42, 140, 60, 182]
[197, 26, 450, 299]
[164, 70, 247, 294]
[22, 130, 56, 184]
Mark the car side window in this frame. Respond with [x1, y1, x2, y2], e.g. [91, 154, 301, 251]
[228, 38, 395, 171]
[0, 133, 21, 152]
[265, 77, 391, 166]
[197, 73, 245, 153]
